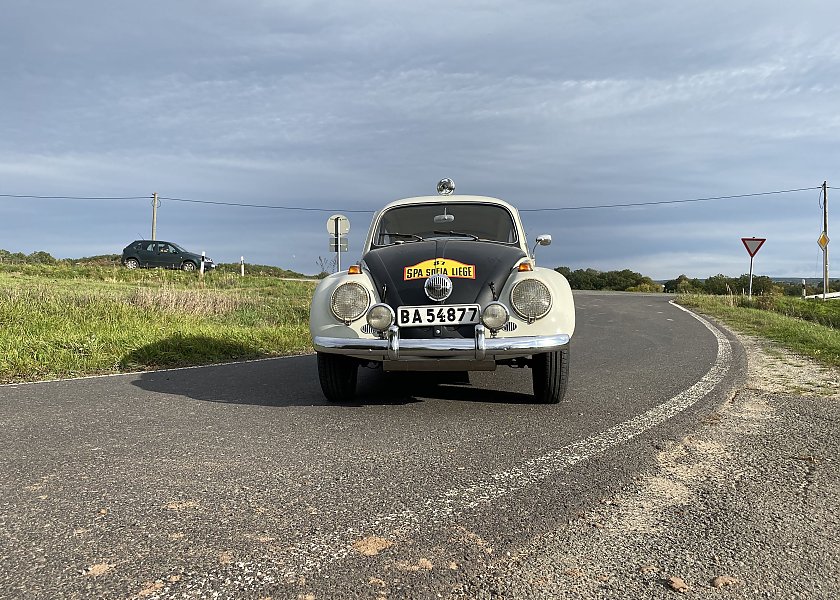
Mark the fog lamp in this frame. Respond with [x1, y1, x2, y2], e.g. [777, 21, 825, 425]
[366, 303, 395, 331]
[481, 302, 509, 331]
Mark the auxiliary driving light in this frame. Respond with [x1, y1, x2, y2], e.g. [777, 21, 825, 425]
[481, 302, 509, 331]
[366, 303, 395, 331]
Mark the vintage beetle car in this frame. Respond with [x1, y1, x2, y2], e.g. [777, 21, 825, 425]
[309, 179, 575, 403]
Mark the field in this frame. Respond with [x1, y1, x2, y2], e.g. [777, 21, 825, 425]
[4, 261, 839, 384]
[0, 264, 317, 384]
[676, 293, 840, 367]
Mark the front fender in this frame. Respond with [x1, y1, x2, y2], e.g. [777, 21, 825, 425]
[309, 271, 380, 340]
[494, 267, 575, 339]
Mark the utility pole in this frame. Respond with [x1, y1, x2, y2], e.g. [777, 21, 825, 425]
[822, 181, 829, 300]
[151, 192, 160, 240]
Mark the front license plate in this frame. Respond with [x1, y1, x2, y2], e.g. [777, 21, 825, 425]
[397, 304, 481, 327]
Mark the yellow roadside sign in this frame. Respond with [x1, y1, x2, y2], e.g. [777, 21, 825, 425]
[818, 231, 829, 250]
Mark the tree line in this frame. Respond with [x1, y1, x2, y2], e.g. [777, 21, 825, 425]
[555, 266, 838, 296]
[661, 273, 838, 296]
[554, 267, 661, 292]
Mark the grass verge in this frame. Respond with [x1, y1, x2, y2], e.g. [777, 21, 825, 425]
[676, 294, 840, 368]
[0, 266, 317, 383]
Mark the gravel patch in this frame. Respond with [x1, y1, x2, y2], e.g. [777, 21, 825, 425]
[459, 329, 840, 599]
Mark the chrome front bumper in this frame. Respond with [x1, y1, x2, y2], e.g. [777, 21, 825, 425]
[314, 324, 570, 361]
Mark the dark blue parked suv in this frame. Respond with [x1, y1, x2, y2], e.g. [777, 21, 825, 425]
[121, 240, 215, 272]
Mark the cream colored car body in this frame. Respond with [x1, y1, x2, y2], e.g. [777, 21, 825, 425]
[309, 194, 575, 367]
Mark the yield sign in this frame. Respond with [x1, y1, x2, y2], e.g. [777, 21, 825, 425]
[741, 237, 766, 257]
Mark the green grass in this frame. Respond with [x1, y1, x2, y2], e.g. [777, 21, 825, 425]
[676, 294, 840, 368]
[0, 264, 317, 383]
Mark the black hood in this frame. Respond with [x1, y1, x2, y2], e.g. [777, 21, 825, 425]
[362, 240, 526, 309]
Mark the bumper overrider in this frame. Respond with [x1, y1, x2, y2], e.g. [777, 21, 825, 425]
[314, 324, 570, 361]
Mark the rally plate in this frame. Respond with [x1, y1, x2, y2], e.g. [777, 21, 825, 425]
[397, 304, 480, 327]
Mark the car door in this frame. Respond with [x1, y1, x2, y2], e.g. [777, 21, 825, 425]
[137, 242, 160, 267]
[158, 243, 181, 269]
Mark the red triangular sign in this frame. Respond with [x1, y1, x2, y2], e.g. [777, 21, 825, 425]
[741, 237, 766, 257]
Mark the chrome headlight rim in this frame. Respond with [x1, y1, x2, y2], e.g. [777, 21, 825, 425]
[481, 301, 510, 331]
[510, 278, 552, 322]
[329, 282, 370, 324]
[366, 303, 395, 331]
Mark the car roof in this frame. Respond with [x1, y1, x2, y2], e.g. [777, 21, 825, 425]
[376, 194, 518, 214]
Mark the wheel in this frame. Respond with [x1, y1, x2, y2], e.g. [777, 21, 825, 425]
[531, 347, 569, 404]
[125, 258, 140, 269]
[181, 261, 197, 271]
[317, 352, 358, 402]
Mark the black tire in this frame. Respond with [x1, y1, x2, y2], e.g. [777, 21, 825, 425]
[181, 261, 197, 271]
[125, 258, 140, 269]
[531, 347, 569, 404]
[317, 352, 358, 402]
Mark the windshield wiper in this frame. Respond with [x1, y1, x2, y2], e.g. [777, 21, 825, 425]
[378, 232, 425, 243]
[433, 230, 480, 240]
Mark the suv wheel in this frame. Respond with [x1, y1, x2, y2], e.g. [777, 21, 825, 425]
[181, 261, 197, 271]
[125, 258, 140, 269]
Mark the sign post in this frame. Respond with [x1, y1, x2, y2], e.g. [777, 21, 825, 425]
[741, 237, 766, 298]
[818, 231, 830, 300]
[326, 214, 350, 273]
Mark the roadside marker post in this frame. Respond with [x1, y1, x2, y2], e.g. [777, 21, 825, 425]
[741, 237, 766, 298]
[200, 251, 205, 276]
[240, 256, 245, 277]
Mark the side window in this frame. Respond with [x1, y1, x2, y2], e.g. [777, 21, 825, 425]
[145, 243, 156, 252]
[165, 244, 178, 253]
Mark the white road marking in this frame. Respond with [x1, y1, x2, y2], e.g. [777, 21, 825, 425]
[159, 301, 733, 593]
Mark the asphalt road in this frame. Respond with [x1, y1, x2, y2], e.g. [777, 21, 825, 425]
[0, 292, 745, 599]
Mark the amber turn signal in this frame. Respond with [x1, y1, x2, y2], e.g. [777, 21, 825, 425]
[518, 262, 533, 272]
[348, 265, 362, 275]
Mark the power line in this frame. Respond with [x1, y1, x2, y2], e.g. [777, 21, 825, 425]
[518, 186, 821, 212]
[0, 185, 823, 212]
[0, 194, 149, 200]
[158, 196, 375, 213]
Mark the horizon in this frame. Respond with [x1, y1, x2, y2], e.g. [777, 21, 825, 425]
[2, 244, 833, 284]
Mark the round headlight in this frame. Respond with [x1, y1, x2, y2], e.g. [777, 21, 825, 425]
[366, 303, 395, 331]
[510, 279, 552, 321]
[330, 282, 369, 323]
[481, 302, 509, 331]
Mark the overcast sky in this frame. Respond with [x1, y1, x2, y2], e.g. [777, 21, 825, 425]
[1, 1, 838, 279]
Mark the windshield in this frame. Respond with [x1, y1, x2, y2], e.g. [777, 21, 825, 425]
[373, 203, 518, 247]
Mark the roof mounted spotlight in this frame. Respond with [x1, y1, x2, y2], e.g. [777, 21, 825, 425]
[437, 178, 455, 196]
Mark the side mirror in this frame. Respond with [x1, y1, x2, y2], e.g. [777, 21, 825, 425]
[531, 234, 552, 263]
